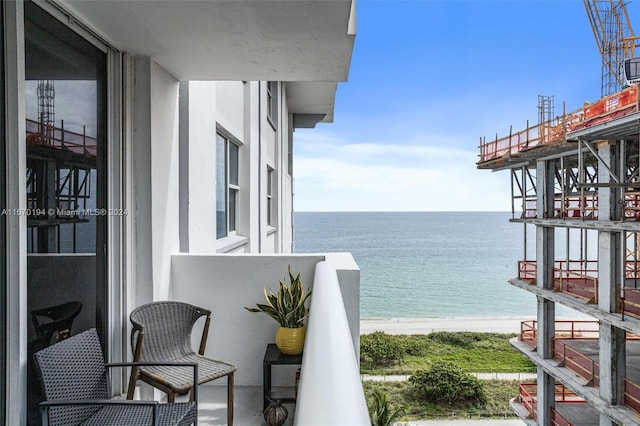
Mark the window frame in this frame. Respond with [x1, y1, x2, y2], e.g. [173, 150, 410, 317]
[216, 129, 241, 240]
[267, 166, 274, 227]
[266, 81, 278, 130]
[0, 3, 6, 422]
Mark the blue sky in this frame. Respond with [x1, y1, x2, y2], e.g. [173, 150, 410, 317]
[294, 0, 639, 212]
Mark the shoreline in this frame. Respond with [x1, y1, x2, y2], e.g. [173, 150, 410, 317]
[360, 317, 529, 335]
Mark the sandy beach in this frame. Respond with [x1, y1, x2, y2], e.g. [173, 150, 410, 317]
[360, 317, 528, 335]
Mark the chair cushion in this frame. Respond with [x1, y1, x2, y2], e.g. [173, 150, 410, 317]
[82, 402, 196, 426]
[140, 354, 237, 394]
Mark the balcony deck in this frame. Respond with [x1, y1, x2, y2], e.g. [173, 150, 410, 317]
[198, 385, 295, 425]
[513, 382, 600, 425]
[518, 320, 640, 415]
[554, 403, 600, 426]
[518, 260, 640, 318]
[477, 85, 639, 170]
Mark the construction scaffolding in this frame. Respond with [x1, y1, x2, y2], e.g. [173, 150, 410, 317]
[25, 81, 98, 253]
[477, 3, 640, 423]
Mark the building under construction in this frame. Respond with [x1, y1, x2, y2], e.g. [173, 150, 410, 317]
[477, 2, 640, 425]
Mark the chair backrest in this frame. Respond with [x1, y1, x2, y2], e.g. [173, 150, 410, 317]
[130, 301, 210, 361]
[31, 301, 83, 346]
[33, 328, 108, 424]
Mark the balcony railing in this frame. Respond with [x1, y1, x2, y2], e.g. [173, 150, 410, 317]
[169, 253, 363, 422]
[478, 85, 638, 166]
[623, 289, 640, 320]
[554, 341, 600, 387]
[624, 378, 640, 414]
[26, 118, 98, 158]
[518, 382, 586, 425]
[520, 320, 600, 348]
[519, 260, 640, 318]
[294, 260, 370, 425]
[518, 260, 598, 303]
[519, 320, 640, 414]
[516, 192, 640, 221]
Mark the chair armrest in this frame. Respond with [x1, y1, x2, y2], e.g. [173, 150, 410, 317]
[107, 362, 199, 401]
[40, 399, 160, 426]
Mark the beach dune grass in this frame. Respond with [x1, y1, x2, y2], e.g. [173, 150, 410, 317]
[360, 331, 535, 375]
[363, 380, 519, 421]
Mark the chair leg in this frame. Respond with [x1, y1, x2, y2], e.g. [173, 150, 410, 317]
[126, 369, 138, 400]
[227, 372, 234, 426]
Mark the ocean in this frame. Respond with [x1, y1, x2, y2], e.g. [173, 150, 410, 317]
[294, 211, 578, 320]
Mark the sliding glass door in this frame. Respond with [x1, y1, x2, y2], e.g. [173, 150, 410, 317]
[0, 3, 6, 422]
[24, 3, 107, 423]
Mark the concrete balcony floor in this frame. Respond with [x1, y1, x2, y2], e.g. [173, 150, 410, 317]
[555, 402, 600, 425]
[561, 338, 640, 383]
[198, 385, 295, 426]
[511, 399, 599, 425]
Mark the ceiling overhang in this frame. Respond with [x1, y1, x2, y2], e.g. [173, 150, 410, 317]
[59, 0, 355, 125]
[61, 0, 355, 82]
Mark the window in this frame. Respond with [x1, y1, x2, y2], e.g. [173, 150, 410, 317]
[24, 3, 108, 422]
[216, 132, 239, 239]
[267, 167, 274, 226]
[266, 81, 278, 129]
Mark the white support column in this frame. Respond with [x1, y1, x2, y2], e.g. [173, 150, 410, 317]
[536, 159, 555, 426]
[131, 56, 154, 306]
[597, 142, 624, 426]
[4, 1, 27, 423]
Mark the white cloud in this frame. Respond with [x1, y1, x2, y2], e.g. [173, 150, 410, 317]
[293, 134, 512, 212]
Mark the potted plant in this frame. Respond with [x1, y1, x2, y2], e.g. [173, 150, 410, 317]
[245, 267, 311, 355]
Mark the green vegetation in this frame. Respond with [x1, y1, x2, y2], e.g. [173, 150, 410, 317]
[359, 332, 532, 421]
[363, 379, 519, 421]
[360, 331, 405, 367]
[409, 362, 486, 405]
[367, 388, 405, 426]
[360, 331, 534, 375]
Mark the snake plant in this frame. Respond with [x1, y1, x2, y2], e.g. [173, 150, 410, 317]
[244, 267, 312, 328]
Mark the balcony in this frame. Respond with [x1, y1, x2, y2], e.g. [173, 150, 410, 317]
[477, 85, 638, 170]
[517, 260, 640, 320]
[512, 382, 599, 425]
[517, 320, 640, 415]
[516, 192, 640, 221]
[150, 253, 368, 424]
[518, 260, 598, 304]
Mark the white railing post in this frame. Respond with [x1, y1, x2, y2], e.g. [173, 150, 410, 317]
[294, 261, 370, 425]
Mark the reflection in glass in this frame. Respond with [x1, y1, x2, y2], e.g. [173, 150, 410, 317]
[24, 3, 106, 424]
[216, 134, 227, 238]
[0, 4, 5, 422]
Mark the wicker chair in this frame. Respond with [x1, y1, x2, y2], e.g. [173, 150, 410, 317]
[30, 301, 82, 350]
[126, 301, 237, 425]
[33, 328, 197, 426]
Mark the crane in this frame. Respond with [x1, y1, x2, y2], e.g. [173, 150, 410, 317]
[584, 0, 638, 97]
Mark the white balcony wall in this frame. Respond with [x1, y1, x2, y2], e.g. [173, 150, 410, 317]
[186, 81, 217, 253]
[150, 62, 181, 301]
[215, 82, 245, 141]
[295, 260, 369, 425]
[170, 253, 360, 386]
[131, 58, 181, 304]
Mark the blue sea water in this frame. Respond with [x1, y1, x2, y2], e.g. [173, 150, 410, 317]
[294, 211, 540, 319]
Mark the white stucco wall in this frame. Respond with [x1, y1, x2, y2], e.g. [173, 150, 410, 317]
[150, 62, 181, 300]
[169, 253, 361, 387]
[187, 81, 217, 253]
[215, 81, 245, 139]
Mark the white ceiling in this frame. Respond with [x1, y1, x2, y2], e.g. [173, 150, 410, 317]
[62, 0, 356, 82]
[60, 0, 355, 124]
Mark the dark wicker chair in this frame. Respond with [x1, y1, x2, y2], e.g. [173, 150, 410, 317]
[126, 301, 237, 425]
[31, 301, 82, 350]
[33, 328, 197, 426]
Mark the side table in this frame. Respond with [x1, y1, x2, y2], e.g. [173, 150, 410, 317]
[263, 343, 303, 410]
